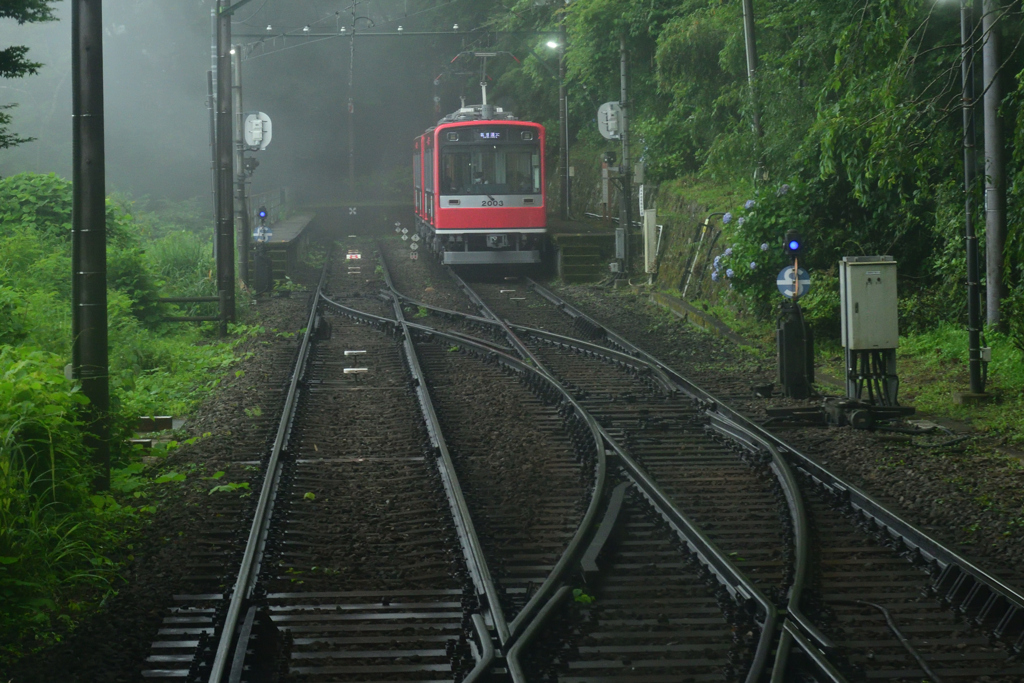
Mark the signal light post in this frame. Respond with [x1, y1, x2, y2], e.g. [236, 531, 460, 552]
[777, 230, 814, 399]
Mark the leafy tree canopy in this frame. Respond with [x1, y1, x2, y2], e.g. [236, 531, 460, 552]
[0, 0, 59, 149]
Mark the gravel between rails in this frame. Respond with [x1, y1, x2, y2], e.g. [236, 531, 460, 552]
[264, 309, 476, 682]
[551, 285, 1024, 585]
[521, 490, 751, 683]
[414, 337, 593, 622]
[380, 238, 478, 315]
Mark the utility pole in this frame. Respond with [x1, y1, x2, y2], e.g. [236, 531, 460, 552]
[210, 9, 218, 264]
[741, 0, 765, 183]
[740, 0, 763, 138]
[959, 0, 986, 395]
[982, 0, 1006, 329]
[71, 0, 110, 490]
[619, 34, 631, 272]
[558, 22, 569, 221]
[232, 45, 249, 286]
[215, 0, 236, 333]
[348, 26, 356, 197]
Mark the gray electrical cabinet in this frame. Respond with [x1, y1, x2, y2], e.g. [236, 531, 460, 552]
[839, 256, 899, 350]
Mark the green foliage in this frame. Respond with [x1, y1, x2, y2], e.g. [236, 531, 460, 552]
[0, 0, 59, 148]
[0, 174, 258, 658]
[460, 1, 1024, 356]
[0, 173, 72, 242]
[0, 346, 123, 654]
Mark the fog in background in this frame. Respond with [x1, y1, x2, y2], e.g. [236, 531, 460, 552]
[0, 0, 490, 208]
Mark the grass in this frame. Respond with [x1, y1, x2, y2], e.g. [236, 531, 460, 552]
[896, 324, 1024, 444]
[649, 282, 1024, 446]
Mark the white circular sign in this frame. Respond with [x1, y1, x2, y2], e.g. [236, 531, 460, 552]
[776, 267, 811, 299]
[597, 101, 622, 141]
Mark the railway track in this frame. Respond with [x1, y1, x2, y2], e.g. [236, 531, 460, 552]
[140, 237, 1024, 682]
[142, 241, 621, 682]
[372, 245, 1024, 681]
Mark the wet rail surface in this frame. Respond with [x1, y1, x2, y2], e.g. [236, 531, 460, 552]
[141, 242, 485, 682]
[381, 243, 780, 680]
[263, 314, 473, 681]
[373, 244, 1024, 682]
[462, 275, 1024, 682]
[141, 235, 1024, 682]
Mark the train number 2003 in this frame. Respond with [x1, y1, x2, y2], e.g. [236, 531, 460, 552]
[481, 199, 505, 207]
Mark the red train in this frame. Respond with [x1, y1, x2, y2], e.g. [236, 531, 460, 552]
[414, 105, 546, 264]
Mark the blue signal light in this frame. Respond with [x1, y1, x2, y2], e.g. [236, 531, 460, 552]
[788, 240, 800, 251]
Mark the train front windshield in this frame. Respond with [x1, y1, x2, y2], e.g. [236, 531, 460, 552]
[440, 145, 541, 195]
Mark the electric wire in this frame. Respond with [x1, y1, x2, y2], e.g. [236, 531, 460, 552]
[834, 599, 944, 683]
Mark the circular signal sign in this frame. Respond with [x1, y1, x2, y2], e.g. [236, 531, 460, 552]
[776, 267, 811, 299]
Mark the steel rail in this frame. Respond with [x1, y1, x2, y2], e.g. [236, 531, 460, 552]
[397, 317, 609, 664]
[450, 274, 822, 679]
[375, 261, 511, 646]
[352, 272, 784, 680]
[387, 292, 678, 391]
[376, 278, 806, 678]
[445, 270, 777, 683]
[396, 313, 510, 654]
[525, 278, 1024, 665]
[710, 412, 842, 682]
[505, 586, 573, 682]
[207, 262, 329, 683]
[374, 252, 609, 668]
[444, 267, 542, 366]
[313, 291, 514, 675]
[380, 334, 610, 637]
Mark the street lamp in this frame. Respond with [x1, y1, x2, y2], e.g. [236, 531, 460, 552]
[545, 32, 570, 220]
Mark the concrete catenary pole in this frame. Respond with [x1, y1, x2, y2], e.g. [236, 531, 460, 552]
[619, 34, 631, 271]
[741, 0, 763, 139]
[982, 0, 1006, 329]
[960, 0, 986, 394]
[559, 22, 570, 221]
[216, 0, 236, 332]
[348, 28, 356, 197]
[210, 9, 218, 263]
[71, 0, 110, 490]
[232, 46, 249, 286]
